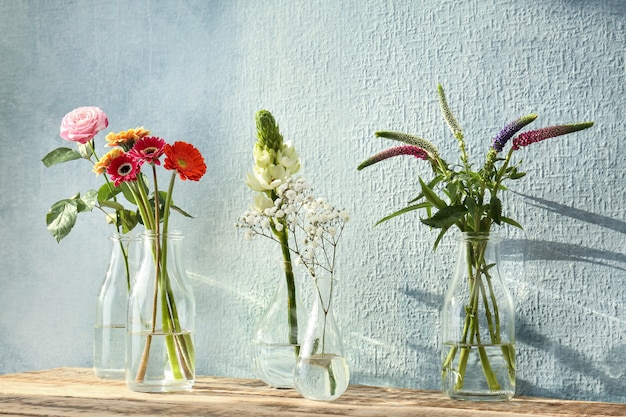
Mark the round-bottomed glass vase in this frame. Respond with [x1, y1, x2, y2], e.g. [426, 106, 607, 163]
[94, 233, 139, 380]
[126, 231, 195, 392]
[251, 260, 307, 388]
[441, 232, 515, 401]
[294, 274, 349, 401]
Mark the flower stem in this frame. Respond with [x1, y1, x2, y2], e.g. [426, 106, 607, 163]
[274, 223, 299, 355]
[160, 172, 194, 380]
[444, 238, 504, 392]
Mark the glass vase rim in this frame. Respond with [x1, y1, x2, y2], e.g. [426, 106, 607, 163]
[109, 232, 141, 241]
[140, 230, 185, 239]
[457, 231, 503, 242]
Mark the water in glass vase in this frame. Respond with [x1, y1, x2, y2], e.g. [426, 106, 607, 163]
[94, 324, 126, 379]
[252, 341, 300, 388]
[294, 353, 349, 401]
[442, 342, 515, 401]
[126, 330, 195, 393]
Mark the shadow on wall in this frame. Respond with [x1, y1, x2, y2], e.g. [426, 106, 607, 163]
[402, 193, 626, 400]
[512, 193, 626, 401]
[505, 193, 626, 271]
[518, 193, 626, 235]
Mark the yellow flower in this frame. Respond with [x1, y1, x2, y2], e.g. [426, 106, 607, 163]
[105, 127, 151, 151]
[93, 148, 123, 175]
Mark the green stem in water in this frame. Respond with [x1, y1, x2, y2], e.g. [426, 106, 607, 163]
[160, 172, 194, 380]
[274, 222, 299, 355]
[444, 238, 505, 392]
[134, 172, 194, 382]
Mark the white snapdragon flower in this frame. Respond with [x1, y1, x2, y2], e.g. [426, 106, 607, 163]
[252, 144, 274, 168]
[278, 141, 301, 174]
[246, 164, 287, 191]
[245, 171, 266, 192]
[253, 193, 274, 211]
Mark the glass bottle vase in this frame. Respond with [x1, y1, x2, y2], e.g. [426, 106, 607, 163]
[251, 260, 306, 388]
[441, 232, 515, 401]
[294, 274, 349, 401]
[94, 233, 139, 380]
[126, 231, 195, 392]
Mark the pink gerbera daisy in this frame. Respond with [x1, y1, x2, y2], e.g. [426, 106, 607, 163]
[128, 136, 166, 165]
[106, 153, 140, 186]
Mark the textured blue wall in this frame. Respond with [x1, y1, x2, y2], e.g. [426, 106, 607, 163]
[0, 0, 624, 403]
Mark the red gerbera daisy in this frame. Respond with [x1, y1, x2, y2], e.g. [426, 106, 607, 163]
[106, 153, 140, 186]
[128, 136, 166, 165]
[163, 141, 207, 181]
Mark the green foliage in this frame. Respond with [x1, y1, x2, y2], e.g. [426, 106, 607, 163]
[41, 147, 81, 167]
[360, 84, 593, 249]
[43, 143, 164, 242]
[46, 192, 97, 242]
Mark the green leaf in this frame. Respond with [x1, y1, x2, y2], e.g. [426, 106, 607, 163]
[501, 216, 523, 229]
[120, 210, 139, 233]
[42, 147, 82, 167]
[420, 204, 467, 229]
[374, 202, 431, 226]
[78, 190, 98, 212]
[98, 183, 122, 203]
[419, 177, 446, 210]
[490, 195, 502, 225]
[171, 204, 194, 218]
[464, 196, 477, 215]
[408, 176, 443, 204]
[46, 199, 79, 242]
[432, 226, 450, 251]
[121, 183, 138, 204]
[99, 200, 125, 211]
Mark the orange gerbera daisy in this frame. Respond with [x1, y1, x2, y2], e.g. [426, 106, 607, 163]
[164, 141, 207, 181]
[105, 127, 151, 151]
[93, 148, 124, 175]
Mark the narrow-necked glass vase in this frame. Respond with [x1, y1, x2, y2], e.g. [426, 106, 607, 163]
[441, 232, 515, 401]
[126, 231, 195, 392]
[94, 233, 139, 379]
[251, 260, 306, 388]
[294, 273, 349, 401]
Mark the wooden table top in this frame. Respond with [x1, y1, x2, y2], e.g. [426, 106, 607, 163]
[0, 368, 624, 416]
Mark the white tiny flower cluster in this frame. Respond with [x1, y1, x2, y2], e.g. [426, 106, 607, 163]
[236, 177, 349, 279]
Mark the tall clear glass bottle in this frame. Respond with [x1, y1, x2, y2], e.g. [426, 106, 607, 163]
[126, 231, 195, 392]
[94, 233, 139, 379]
[441, 232, 515, 401]
[251, 260, 306, 388]
[294, 274, 349, 401]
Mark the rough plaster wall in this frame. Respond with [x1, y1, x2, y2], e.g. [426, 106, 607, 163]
[0, 0, 624, 402]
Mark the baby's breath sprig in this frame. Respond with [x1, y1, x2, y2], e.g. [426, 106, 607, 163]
[237, 177, 349, 280]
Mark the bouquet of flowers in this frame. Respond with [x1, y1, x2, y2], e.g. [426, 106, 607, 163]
[236, 110, 349, 391]
[358, 85, 592, 395]
[43, 106, 206, 385]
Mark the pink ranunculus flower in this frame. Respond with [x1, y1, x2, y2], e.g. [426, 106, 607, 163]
[59, 106, 109, 144]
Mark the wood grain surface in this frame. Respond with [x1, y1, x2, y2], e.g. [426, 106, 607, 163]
[0, 368, 624, 416]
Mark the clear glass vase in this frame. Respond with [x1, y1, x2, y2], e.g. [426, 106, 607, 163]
[441, 232, 515, 401]
[94, 233, 139, 380]
[251, 260, 306, 388]
[126, 231, 195, 392]
[294, 274, 349, 401]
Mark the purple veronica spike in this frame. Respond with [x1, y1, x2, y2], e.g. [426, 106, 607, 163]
[512, 122, 594, 150]
[358, 145, 429, 170]
[491, 114, 538, 152]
